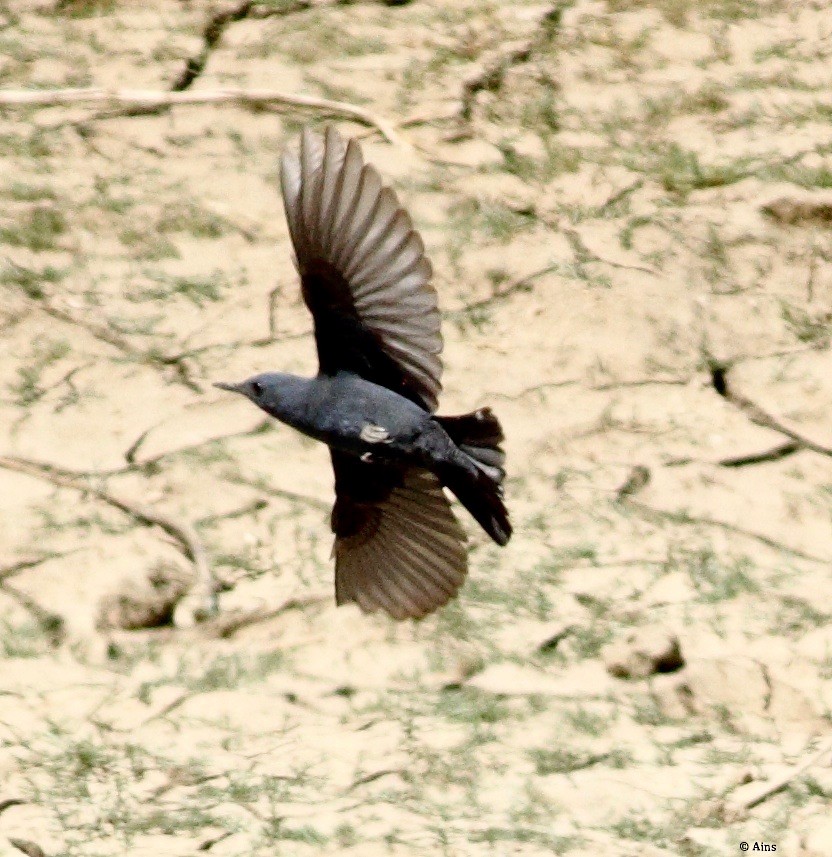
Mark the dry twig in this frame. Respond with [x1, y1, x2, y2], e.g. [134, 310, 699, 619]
[0, 454, 217, 616]
[561, 224, 658, 276]
[0, 579, 65, 643]
[614, 464, 829, 564]
[3, 259, 202, 391]
[0, 552, 69, 583]
[733, 738, 832, 812]
[0, 87, 402, 146]
[170, 0, 301, 92]
[124, 417, 271, 470]
[711, 362, 832, 458]
[199, 593, 329, 638]
[716, 441, 801, 468]
[459, 4, 563, 123]
[449, 262, 561, 318]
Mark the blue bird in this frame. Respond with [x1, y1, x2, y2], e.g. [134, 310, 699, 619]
[216, 126, 511, 620]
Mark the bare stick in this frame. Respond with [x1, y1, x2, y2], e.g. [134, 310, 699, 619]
[597, 179, 645, 215]
[0, 455, 217, 616]
[0, 579, 65, 642]
[0, 552, 70, 583]
[3, 259, 201, 392]
[225, 473, 329, 511]
[711, 362, 832, 458]
[124, 417, 272, 470]
[196, 498, 268, 527]
[171, 0, 314, 92]
[665, 441, 801, 469]
[736, 738, 832, 811]
[561, 225, 657, 276]
[459, 4, 563, 122]
[448, 262, 561, 318]
[0, 799, 26, 816]
[717, 441, 801, 468]
[621, 495, 829, 565]
[0, 87, 402, 146]
[199, 593, 328, 638]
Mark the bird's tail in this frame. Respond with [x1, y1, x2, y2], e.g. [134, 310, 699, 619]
[435, 408, 512, 546]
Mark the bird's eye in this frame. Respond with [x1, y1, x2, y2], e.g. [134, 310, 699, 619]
[250, 381, 263, 397]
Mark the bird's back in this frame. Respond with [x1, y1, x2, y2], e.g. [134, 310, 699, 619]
[302, 371, 431, 453]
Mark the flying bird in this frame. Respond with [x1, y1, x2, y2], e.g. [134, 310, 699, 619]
[216, 126, 511, 620]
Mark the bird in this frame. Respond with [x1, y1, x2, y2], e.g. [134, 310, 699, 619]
[215, 125, 511, 620]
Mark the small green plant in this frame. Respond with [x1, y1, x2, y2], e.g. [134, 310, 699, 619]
[128, 270, 228, 306]
[5, 182, 57, 202]
[119, 227, 179, 260]
[0, 619, 53, 657]
[53, 0, 116, 17]
[448, 197, 535, 244]
[1, 261, 65, 299]
[564, 705, 611, 736]
[655, 144, 751, 196]
[436, 687, 510, 726]
[9, 338, 70, 406]
[0, 206, 68, 250]
[156, 201, 227, 239]
[174, 650, 287, 693]
[780, 301, 830, 347]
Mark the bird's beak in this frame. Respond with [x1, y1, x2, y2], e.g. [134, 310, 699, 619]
[214, 381, 243, 394]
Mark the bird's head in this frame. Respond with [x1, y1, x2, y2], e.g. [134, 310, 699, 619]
[214, 376, 272, 407]
[214, 372, 311, 422]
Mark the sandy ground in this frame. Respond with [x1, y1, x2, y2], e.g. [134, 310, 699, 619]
[1, 0, 832, 854]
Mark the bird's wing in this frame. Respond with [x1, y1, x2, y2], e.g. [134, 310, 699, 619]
[281, 125, 442, 412]
[330, 451, 467, 620]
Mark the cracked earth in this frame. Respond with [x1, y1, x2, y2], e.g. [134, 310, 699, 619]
[1, 1, 832, 855]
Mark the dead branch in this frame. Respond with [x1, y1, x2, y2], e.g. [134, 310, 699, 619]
[17, 418, 275, 480]
[198, 593, 329, 638]
[225, 472, 329, 511]
[711, 362, 832, 458]
[561, 224, 658, 276]
[3, 259, 202, 392]
[344, 768, 403, 792]
[93, 689, 196, 733]
[619, 494, 829, 565]
[171, 0, 313, 91]
[459, 4, 563, 123]
[734, 738, 832, 812]
[448, 262, 562, 319]
[0, 579, 65, 644]
[597, 179, 645, 215]
[664, 441, 802, 468]
[0, 552, 70, 583]
[124, 417, 272, 470]
[0, 87, 402, 146]
[0, 455, 217, 617]
[196, 498, 268, 527]
[487, 374, 690, 402]
[0, 799, 26, 816]
[591, 376, 691, 391]
[717, 441, 801, 468]
[486, 378, 580, 401]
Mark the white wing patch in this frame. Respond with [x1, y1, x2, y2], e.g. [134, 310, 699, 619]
[359, 423, 390, 444]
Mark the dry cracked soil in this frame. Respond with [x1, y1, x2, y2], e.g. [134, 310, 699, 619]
[1, 0, 832, 855]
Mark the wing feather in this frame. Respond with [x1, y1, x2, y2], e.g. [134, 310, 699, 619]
[281, 125, 442, 412]
[331, 458, 467, 620]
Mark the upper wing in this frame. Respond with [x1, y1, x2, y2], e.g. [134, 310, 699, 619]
[281, 125, 442, 412]
[330, 451, 467, 620]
